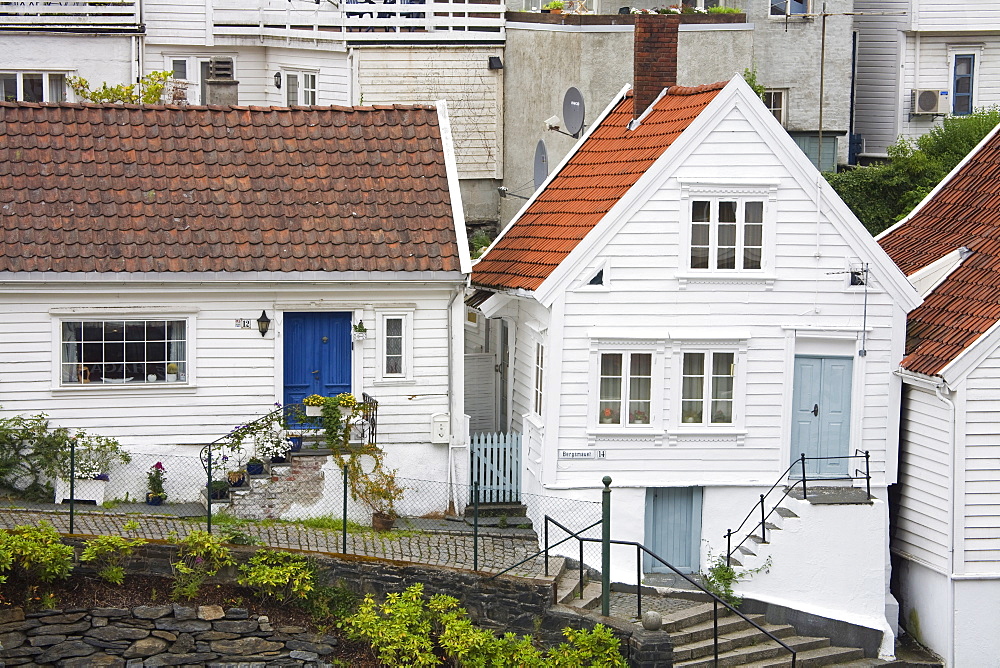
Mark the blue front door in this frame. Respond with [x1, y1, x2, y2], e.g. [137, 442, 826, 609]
[645, 487, 702, 574]
[283, 312, 352, 408]
[790, 356, 853, 478]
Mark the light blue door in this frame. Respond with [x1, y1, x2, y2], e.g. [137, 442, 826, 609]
[790, 356, 853, 478]
[645, 487, 702, 574]
[283, 312, 352, 411]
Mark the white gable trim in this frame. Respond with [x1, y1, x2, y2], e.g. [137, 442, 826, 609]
[876, 120, 1000, 242]
[534, 77, 921, 312]
[472, 84, 631, 268]
[435, 99, 473, 275]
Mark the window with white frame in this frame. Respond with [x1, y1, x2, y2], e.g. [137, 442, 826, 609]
[690, 199, 764, 271]
[533, 342, 545, 415]
[763, 90, 786, 126]
[953, 54, 975, 116]
[0, 72, 66, 103]
[598, 352, 652, 426]
[377, 312, 413, 381]
[770, 0, 809, 15]
[167, 57, 210, 104]
[680, 351, 734, 425]
[60, 319, 187, 385]
[285, 71, 317, 106]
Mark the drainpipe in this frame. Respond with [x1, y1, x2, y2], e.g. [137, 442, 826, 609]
[446, 284, 464, 515]
[934, 381, 956, 668]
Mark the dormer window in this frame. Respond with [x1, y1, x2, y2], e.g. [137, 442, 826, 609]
[690, 199, 764, 271]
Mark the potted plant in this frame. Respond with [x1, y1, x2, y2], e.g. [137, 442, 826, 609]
[54, 432, 131, 505]
[146, 461, 167, 505]
[209, 479, 230, 500]
[352, 320, 368, 342]
[303, 394, 325, 417]
[542, 0, 563, 12]
[166, 363, 179, 382]
[227, 469, 247, 487]
[255, 431, 291, 464]
[340, 443, 404, 532]
[246, 457, 265, 476]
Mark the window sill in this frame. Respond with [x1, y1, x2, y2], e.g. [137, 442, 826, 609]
[667, 428, 747, 447]
[587, 427, 663, 447]
[372, 378, 416, 386]
[52, 383, 197, 394]
[676, 273, 775, 290]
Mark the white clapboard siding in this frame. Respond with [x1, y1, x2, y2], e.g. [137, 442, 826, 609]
[539, 103, 901, 489]
[894, 385, 951, 571]
[852, 0, 907, 156]
[0, 282, 456, 457]
[961, 349, 1000, 571]
[913, 0, 1000, 31]
[356, 47, 503, 180]
[143, 0, 209, 43]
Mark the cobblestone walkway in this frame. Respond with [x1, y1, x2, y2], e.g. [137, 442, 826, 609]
[0, 507, 553, 579]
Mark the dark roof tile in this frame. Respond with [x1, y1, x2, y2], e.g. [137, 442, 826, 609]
[0, 101, 459, 274]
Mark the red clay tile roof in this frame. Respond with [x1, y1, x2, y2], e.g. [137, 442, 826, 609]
[879, 128, 1000, 376]
[472, 83, 725, 292]
[0, 101, 461, 274]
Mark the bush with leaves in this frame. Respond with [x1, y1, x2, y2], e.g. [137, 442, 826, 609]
[168, 530, 235, 600]
[80, 520, 147, 585]
[700, 551, 771, 608]
[237, 549, 314, 603]
[827, 106, 1000, 235]
[66, 71, 172, 105]
[346, 582, 626, 667]
[1, 521, 74, 585]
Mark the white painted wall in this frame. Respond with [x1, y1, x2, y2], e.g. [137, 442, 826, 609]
[912, 0, 1000, 31]
[895, 558, 951, 664]
[954, 577, 1000, 667]
[852, 0, 907, 157]
[0, 34, 135, 96]
[0, 277, 464, 502]
[355, 46, 503, 181]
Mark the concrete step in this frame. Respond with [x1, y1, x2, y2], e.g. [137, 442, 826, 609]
[774, 506, 798, 519]
[673, 635, 832, 668]
[660, 602, 731, 633]
[564, 581, 602, 611]
[463, 502, 528, 519]
[741, 644, 867, 667]
[668, 613, 768, 646]
[671, 623, 797, 662]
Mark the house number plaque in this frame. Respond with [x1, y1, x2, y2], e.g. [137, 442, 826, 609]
[235, 319, 252, 329]
[558, 450, 606, 460]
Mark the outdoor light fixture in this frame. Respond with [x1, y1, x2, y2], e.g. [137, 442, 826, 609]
[257, 310, 271, 337]
[273, 72, 282, 89]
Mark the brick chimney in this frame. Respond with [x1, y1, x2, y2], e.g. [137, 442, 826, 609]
[633, 14, 679, 119]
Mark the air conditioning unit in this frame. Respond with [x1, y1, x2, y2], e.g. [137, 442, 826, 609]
[911, 89, 948, 114]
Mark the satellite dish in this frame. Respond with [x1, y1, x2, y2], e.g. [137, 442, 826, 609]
[562, 87, 586, 138]
[533, 140, 549, 190]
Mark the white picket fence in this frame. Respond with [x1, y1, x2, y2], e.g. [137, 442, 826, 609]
[470, 431, 520, 504]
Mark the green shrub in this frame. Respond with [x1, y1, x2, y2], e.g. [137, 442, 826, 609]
[700, 552, 770, 608]
[299, 583, 358, 631]
[80, 521, 146, 585]
[168, 530, 235, 600]
[237, 549, 314, 603]
[346, 582, 626, 667]
[1, 521, 73, 584]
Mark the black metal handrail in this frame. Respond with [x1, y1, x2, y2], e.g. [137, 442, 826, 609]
[726, 451, 871, 567]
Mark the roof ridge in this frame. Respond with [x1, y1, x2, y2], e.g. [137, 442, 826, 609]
[0, 101, 438, 112]
[665, 81, 729, 96]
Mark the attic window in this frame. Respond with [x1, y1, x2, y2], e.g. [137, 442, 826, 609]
[589, 269, 605, 286]
[850, 265, 868, 286]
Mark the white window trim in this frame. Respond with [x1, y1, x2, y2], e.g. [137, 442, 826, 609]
[763, 89, 787, 126]
[769, 0, 812, 17]
[375, 309, 414, 384]
[0, 71, 68, 103]
[465, 307, 481, 331]
[49, 308, 198, 392]
[587, 339, 666, 441]
[533, 340, 545, 416]
[677, 181, 778, 288]
[947, 45, 983, 117]
[282, 69, 319, 106]
[667, 339, 748, 445]
[576, 260, 612, 293]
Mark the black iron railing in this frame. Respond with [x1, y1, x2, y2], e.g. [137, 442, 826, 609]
[726, 451, 871, 567]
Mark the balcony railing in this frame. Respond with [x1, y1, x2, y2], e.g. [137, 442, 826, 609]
[213, 0, 503, 43]
[0, 0, 140, 31]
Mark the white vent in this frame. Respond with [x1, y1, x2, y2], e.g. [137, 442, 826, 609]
[911, 89, 948, 114]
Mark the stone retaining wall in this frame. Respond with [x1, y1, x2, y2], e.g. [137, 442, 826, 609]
[0, 604, 337, 667]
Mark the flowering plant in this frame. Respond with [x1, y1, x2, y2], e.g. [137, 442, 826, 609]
[70, 433, 131, 481]
[303, 394, 326, 407]
[147, 462, 167, 500]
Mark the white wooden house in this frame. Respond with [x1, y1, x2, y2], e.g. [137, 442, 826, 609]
[878, 123, 1000, 667]
[469, 77, 920, 656]
[854, 0, 1000, 159]
[0, 100, 470, 506]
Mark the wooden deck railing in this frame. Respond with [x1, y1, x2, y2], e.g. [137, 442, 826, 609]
[0, 0, 140, 31]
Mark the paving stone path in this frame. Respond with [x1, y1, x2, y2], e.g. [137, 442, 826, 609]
[0, 507, 553, 579]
